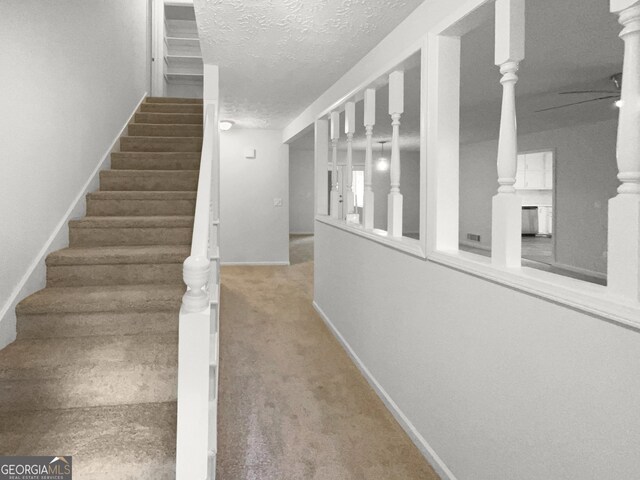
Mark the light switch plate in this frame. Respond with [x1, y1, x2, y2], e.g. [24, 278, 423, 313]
[273, 198, 283, 207]
[244, 148, 256, 159]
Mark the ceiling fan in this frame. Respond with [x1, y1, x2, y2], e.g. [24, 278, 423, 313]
[535, 73, 622, 113]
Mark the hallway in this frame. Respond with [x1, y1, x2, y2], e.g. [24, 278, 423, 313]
[216, 236, 439, 479]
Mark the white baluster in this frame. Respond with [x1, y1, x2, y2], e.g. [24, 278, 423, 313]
[330, 111, 340, 219]
[345, 101, 359, 223]
[608, 0, 640, 300]
[491, 0, 524, 268]
[388, 70, 404, 237]
[182, 255, 211, 312]
[363, 88, 376, 230]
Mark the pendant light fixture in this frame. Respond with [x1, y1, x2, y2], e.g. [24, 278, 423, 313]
[376, 141, 389, 171]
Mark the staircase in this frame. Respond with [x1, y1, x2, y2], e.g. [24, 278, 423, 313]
[0, 97, 204, 479]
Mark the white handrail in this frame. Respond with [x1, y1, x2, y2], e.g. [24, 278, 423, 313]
[176, 100, 220, 480]
[182, 106, 218, 312]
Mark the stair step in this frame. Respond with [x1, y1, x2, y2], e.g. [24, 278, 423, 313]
[140, 103, 202, 114]
[0, 402, 176, 477]
[69, 216, 193, 247]
[146, 96, 202, 104]
[135, 112, 203, 125]
[100, 169, 198, 191]
[45, 245, 189, 287]
[16, 284, 184, 315]
[0, 333, 177, 412]
[121, 136, 202, 153]
[111, 152, 200, 170]
[128, 123, 203, 138]
[17, 311, 178, 339]
[87, 191, 196, 216]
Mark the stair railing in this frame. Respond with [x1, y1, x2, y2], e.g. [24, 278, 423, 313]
[176, 96, 221, 480]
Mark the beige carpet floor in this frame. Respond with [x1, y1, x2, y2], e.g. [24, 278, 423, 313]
[216, 235, 439, 479]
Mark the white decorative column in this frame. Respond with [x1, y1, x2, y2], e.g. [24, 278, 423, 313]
[491, 0, 524, 268]
[608, 0, 640, 300]
[363, 89, 376, 229]
[330, 111, 340, 219]
[344, 101, 358, 223]
[388, 71, 404, 237]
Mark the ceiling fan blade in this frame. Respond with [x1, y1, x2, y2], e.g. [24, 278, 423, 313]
[559, 90, 619, 95]
[535, 95, 620, 113]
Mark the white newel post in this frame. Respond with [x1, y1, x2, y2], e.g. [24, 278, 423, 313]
[363, 88, 376, 229]
[330, 111, 340, 219]
[491, 0, 524, 268]
[345, 101, 358, 223]
[388, 71, 404, 237]
[608, 0, 640, 300]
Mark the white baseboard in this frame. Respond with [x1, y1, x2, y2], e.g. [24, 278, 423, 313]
[290, 232, 314, 235]
[0, 93, 147, 349]
[312, 301, 458, 480]
[221, 261, 290, 266]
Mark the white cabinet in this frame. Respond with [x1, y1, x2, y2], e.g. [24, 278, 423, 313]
[514, 150, 553, 190]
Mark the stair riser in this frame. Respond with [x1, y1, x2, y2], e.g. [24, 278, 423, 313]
[128, 124, 203, 137]
[87, 199, 196, 216]
[135, 113, 203, 125]
[47, 263, 184, 287]
[121, 137, 202, 153]
[145, 97, 203, 104]
[17, 311, 178, 339]
[139, 103, 202, 114]
[111, 156, 200, 170]
[69, 227, 192, 247]
[0, 369, 177, 413]
[100, 174, 198, 191]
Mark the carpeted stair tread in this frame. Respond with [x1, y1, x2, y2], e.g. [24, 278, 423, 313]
[110, 152, 200, 171]
[120, 136, 203, 153]
[128, 123, 203, 137]
[0, 402, 176, 478]
[70, 215, 194, 229]
[0, 333, 176, 378]
[99, 170, 198, 192]
[17, 311, 178, 340]
[0, 333, 177, 412]
[16, 284, 184, 315]
[146, 96, 203, 104]
[86, 191, 196, 216]
[135, 112, 203, 125]
[87, 191, 197, 200]
[46, 245, 190, 266]
[140, 103, 202, 114]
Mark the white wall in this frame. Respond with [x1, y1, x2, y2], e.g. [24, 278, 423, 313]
[0, 0, 149, 347]
[289, 149, 315, 234]
[220, 129, 289, 264]
[315, 222, 640, 480]
[460, 119, 618, 275]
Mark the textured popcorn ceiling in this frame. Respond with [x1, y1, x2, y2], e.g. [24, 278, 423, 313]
[193, 0, 424, 129]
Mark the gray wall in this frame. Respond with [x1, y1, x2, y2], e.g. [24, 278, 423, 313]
[460, 119, 618, 275]
[289, 149, 315, 234]
[220, 129, 290, 264]
[0, 0, 149, 347]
